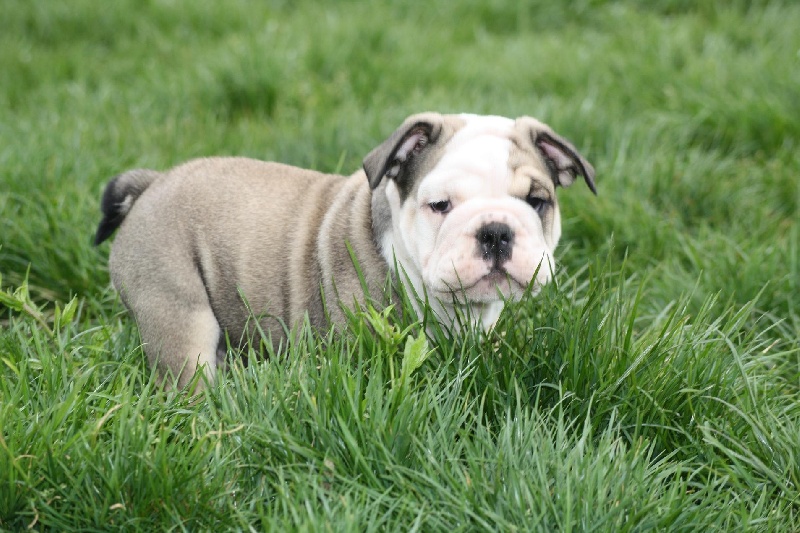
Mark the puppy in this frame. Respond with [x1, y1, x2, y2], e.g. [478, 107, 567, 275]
[95, 113, 596, 388]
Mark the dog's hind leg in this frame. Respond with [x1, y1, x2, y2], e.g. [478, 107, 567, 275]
[110, 219, 225, 390]
[133, 299, 222, 391]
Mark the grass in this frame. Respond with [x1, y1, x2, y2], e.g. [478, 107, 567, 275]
[1, 0, 798, 530]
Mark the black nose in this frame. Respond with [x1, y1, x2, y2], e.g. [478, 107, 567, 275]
[476, 222, 514, 265]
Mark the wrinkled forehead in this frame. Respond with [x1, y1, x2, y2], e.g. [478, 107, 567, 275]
[449, 114, 516, 149]
[416, 114, 553, 199]
[437, 114, 514, 174]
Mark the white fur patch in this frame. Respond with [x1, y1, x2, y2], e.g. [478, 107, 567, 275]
[118, 194, 135, 215]
[419, 115, 515, 201]
[381, 114, 561, 332]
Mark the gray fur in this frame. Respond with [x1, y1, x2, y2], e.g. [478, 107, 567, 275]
[102, 158, 388, 388]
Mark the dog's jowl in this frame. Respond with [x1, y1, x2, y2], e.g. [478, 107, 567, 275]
[95, 113, 596, 389]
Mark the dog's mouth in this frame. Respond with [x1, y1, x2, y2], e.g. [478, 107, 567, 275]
[436, 268, 530, 303]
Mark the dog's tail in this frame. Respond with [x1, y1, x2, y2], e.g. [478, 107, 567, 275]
[93, 169, 162, 246]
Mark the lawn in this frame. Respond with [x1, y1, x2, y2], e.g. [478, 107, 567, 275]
[1, 0, 798, 530]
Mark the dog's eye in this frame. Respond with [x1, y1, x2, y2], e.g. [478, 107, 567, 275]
[527, 197, 549, 214]
[428, 200, 451, 214]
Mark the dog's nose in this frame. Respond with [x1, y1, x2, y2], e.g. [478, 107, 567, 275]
[476, 222, 514, 265]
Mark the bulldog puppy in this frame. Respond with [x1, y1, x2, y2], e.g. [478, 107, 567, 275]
[95, 113, 596, 388]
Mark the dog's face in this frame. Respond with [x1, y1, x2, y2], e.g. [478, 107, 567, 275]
[364, 113, 595, 325]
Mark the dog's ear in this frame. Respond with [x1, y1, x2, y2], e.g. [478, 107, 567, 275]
[522, 118, 596, 195]
[363, 114, 442, 190]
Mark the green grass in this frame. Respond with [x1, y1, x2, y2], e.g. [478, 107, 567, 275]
[1, 0, 798, 530]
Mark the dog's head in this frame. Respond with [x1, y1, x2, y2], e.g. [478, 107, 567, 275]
[364, 112, 595, 327]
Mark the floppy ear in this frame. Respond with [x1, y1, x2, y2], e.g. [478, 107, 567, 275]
[363, 114, 441, 190]
[529, 123, 596, 195]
